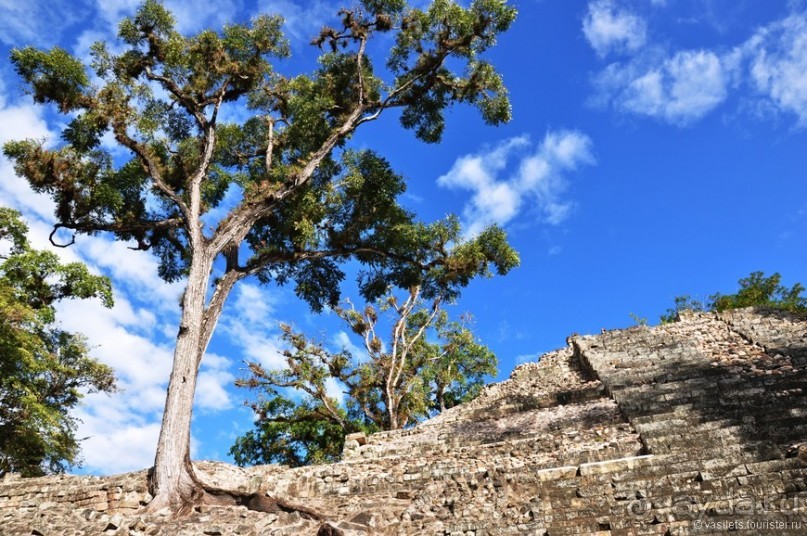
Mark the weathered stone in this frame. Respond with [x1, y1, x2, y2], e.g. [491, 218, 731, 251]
[1, 308, 806, 535]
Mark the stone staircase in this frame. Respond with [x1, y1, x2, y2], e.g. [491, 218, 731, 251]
[1, 307, 806, 535]
[569, 309, 807, 535]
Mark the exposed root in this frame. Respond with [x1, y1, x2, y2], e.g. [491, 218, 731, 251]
[232, 492, 323, 520]
[143, 468, 324, 521]
[317, 523, 345, 535]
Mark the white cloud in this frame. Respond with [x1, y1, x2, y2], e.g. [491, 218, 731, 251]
[219, 283, 287, 369]
[257, 0, 335, 45]
[746, 13, 807, 126]
[438, 131, 595, 236]
[585, 4, 807, 128]
[324, 377, 345, 405]
[333, 330, 370, 363]
[593, 49, 733, 125]
[56, 299, 174, 396]
[0, 93, 56, 219]
[196, 352, 236, 411]
[196, 369, 235, 411]
[80, 237, 183, 307]
[0, 0, 92, 46]
[583, 0, 647, 58]
[74, 418, 161, 475]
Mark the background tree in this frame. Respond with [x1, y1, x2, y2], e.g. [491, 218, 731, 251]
[232, 285, 497, 467]
[0, 208, 115, 477]
[660, 271, 806, 323]
[4, 0, 517, 511]
[231, 392, 355, 467]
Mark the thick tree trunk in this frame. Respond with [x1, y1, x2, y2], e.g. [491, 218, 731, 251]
[142, 251, 327, 521]
[147, 253, 213, 513]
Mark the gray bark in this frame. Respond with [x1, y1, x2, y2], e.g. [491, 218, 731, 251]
[148, 251, 214, 510]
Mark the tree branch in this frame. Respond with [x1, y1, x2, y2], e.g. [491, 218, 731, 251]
[47, 218, 184, 250]
[112, 126, 191, 225]
[209, 103, 365, 257]
[143, 66, 207, 130]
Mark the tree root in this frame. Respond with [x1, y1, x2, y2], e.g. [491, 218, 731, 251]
[228, 491, 323, 520]
[144, 464, 326, 521]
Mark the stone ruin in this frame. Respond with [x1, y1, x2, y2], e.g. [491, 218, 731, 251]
[1, 307, 806, 535]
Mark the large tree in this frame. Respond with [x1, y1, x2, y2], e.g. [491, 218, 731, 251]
[0, 208, 115, 476]
[232, 286, 497, 467]
[4, 0, 518, 512]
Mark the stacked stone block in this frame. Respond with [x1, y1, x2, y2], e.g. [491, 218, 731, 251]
[0, 307, 805, 535]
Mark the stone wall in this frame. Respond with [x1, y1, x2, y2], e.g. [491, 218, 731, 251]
[1, 307, 806, 535]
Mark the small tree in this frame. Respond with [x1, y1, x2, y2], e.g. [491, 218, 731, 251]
[4, 0, 518, 511]
[0, 208, 115, 476]
[711, 271, 805, 313]
[661, 271, 806, 323]
[232, 285, 496, 466]
[231, 394, 350, 467]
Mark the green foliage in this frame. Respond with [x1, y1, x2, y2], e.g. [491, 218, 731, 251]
[230, 394, 353, 467]
[0, 208, 116, 476]
[9, 47, 90, 112]
[3, 0, 518, 491]
[232, 287, 497, 467]
[628, 312, 648, 327]
[661, 271, 806, 323]
[4, 0, 518, 309]
[711, 272, 806, 313]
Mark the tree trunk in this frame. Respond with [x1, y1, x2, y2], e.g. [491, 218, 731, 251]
[387, 389, 399, 430]
[147, 252, 213, 513]
[142, 250, 326, 520]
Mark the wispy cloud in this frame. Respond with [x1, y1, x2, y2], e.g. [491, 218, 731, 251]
[219, 283, 287, 369]
[0, 0, 92, 47]
[746, 13, 807, 126]
[438, 131, 595, 236]
[255, 0, 334, 46]
[585, 1, 807, 128]
[592, 48, 736, 125]
[582, 0, 647, 58]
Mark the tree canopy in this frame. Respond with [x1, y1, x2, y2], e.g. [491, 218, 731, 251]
[3, 0, 517, 511]
[0, 208, 116, 477]
[660, 271, 807, 323]
[232, 287, 497, 467]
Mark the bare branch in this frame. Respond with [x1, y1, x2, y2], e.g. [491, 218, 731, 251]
[143, 66, 207, 130]
[48, 225, 75, 248]
[356, 36, 367, 105]
[47, 218, 184, 250]
[112, 126, 191, 225]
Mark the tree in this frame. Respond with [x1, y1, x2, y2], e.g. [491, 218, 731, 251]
[231, 393, 351, 467]
[231, 286, 497, 467]
[0, 208, 115, 477]
[711, 271, 806, 313]
[660, 271, 806, 323]
[4, 0, 518, 512]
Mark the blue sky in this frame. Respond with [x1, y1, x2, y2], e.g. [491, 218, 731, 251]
[0, 0, 805, 474]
